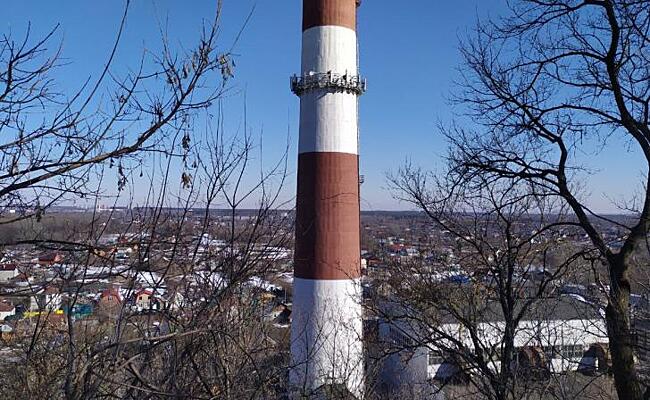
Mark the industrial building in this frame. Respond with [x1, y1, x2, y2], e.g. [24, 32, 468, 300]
[379, 296, 610, 393]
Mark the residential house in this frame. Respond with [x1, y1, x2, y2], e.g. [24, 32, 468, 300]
[38, 252, 64, 266]
[97, 287, 123, 320]
[0, 264, 18, 283]
[133, 289, 161, 311]
[29, 286, 63, 311]
[0, 324, 13, 342]
[0, 301, 15, 320]
[99, 287, 123, 306]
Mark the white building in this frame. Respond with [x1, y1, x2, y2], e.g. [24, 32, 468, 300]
[380, 296, 609, 391]
[0, 264, 18, 283]
[29, 287, 63, 311]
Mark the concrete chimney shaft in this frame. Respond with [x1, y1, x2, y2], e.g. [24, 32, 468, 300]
[289, 0, 365, 396]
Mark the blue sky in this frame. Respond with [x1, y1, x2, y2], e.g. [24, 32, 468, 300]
[4, 1, 644, 212]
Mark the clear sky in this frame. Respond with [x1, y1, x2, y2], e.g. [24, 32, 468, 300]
[4, 1, 645, 212]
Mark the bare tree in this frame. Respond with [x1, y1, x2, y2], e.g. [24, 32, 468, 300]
[0, 106, 293, 399]
[380, 171, 612, 399]
[0, 0, 234, 224]
[0, 2, 302, 399]
[419, 0, 650, 398]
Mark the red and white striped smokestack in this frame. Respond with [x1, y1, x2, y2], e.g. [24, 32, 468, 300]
[289, 0, 365, 396]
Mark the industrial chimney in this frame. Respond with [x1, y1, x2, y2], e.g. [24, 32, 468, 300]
[289, 0, 366, 397]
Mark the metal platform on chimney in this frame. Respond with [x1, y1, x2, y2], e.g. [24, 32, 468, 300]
[290, 72, 367, 96]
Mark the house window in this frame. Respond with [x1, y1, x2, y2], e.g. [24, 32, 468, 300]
[428, 349, 445, 365]
[388, 326, 413, 347]
[544, 345, 584, 359]
[561, 344, 584, 360]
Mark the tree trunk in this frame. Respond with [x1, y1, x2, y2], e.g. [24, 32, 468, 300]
[607, 257, 643, 400]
